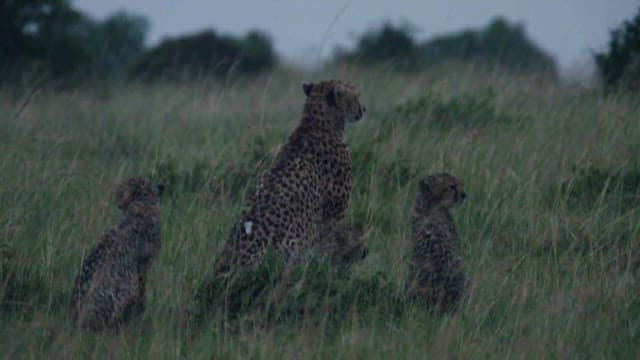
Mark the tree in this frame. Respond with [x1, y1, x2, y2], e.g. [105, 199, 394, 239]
[595, 7, 640, 91]
[0, 0, 95, 77]
[238, 30, 277, 73]
[334, 22, 421, 70]
[420, 18, 556, 73]
[334, 18, 556, 75]
[91, 11, 149, 76]
[130, 29, 276, 80]
[0, 0, 149, 80]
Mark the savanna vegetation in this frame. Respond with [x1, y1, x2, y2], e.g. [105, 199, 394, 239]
[1, 64, 639, 358]
[1, 2, 640, 359]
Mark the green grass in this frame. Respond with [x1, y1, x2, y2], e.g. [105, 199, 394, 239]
[1, 65, 639, 358]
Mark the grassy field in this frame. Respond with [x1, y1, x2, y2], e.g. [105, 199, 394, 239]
[1, 65, 639, 359]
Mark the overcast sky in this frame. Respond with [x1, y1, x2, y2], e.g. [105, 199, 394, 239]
[74, 0, 639, 72]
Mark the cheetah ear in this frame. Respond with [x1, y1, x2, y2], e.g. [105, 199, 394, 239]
[302, 82, 314, 96]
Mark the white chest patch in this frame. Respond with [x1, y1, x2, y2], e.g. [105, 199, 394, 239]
[244, 221, 253, 235]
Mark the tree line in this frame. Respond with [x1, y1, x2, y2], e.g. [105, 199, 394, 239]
[1, 0, 638, 90]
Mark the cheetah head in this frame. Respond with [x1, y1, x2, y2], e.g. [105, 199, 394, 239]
[116, 177, 164, 210]
[302, 80, 366, 125]
[418, 173, 466, 209]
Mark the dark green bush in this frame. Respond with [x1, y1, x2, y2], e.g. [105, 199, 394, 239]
[394, 87, 512, 129]
[0, 0, 148, 80]
[130, 29, 277, 80]
[334, 22, 422, 71]
[334, 18, 556, 75]
[420, 18, 556, 74]
[595, 7, 640, 91]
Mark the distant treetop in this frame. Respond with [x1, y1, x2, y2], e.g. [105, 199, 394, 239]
[334, 18, 556, 75]
[595, 7, 640, 92]
[129, 29, 277, 81]
[0, 0, 149, 80]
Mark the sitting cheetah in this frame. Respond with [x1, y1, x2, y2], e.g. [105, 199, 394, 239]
[313, 224, 368, 269]
[407, 173, 470, 313]
[70, 177, 164, 330]
[217, 80, 366, 273]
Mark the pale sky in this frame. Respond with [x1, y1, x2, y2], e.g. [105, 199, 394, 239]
[73, 0, 639, 72]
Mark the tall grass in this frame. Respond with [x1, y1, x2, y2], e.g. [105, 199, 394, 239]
[1, 65, 639, 358]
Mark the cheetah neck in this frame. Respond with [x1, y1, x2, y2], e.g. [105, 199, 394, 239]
[301, 98, 344, 135]
[122, 202, 160, 226]
[412, 202, 454, 229]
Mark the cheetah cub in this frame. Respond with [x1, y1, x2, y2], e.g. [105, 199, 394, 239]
[407, 173, 469, 313]
[314, 224, 368, 270]
[70, 177, 164, 330]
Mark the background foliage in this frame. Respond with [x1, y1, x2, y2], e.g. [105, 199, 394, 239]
[129, 29, 276, 81]
[334, 18, 556, 75]
[595, 6, 640, 91]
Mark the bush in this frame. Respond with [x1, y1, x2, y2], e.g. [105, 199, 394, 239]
[130, 29, 277, 80]
[394, 87, 513, 129]
[90, 11, 149, 77]
[420, 18, 556, 74]
[595, 7, 640, 91]
[334, 18, 556, 75]
[334, 22, 422, 71]
[0, 0, 149, 80]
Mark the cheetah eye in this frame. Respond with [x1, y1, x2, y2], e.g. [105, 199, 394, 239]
[449, 185, 457, 191]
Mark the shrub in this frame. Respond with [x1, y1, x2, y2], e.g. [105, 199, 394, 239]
[595, 7, 640, 91]
[334, 22, 422, 71]
[394, 87, 512, 129]
[0, 0, 149, 80]
[420, 18, 556, 74]
[130, 29, 277, 80]
[334, 18, 556, 75]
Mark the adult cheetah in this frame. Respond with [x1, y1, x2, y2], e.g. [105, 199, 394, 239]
[70, 177, 164, 330]
[217, 80, 366, 272]
[407, 173, 470, 313]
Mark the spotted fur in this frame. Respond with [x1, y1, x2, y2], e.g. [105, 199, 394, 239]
[407, 173, 470, 313]
[217, 80, 366, 272]
[69, 177, 163, 330]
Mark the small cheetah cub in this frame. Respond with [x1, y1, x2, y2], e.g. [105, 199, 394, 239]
[407, 173, 470, 313]
[70, 177, 164, 330]
[314, 224, 368, 269]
